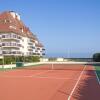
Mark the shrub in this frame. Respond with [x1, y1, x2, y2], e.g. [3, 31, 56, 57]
[32, 56, 40, 62]
[16, 56, 24, 62]
[16, 56, 40, 62]
[0, 59, 3, 65]
[1, 56, 16, 64]
[93, 53, 100, 62]
[0, 56, 40, 65]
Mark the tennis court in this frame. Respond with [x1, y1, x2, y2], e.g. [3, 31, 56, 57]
[0, 62, 100, 100]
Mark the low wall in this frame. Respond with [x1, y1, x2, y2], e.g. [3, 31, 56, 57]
[0, 62, 100, 69]
[24, 62, 44, 66]
[0, 64, 16, 69]
[0, 62, 44, 69]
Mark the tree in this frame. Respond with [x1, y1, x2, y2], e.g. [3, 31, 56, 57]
[93, 53, 100, 62]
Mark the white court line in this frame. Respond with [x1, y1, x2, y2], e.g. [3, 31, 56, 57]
[31, 70, 52, 77]
[0, 75, 77, 80]
[0, 70, 52, 78]
[32, 76, 78, 80]
[0, 69, 78, 81]
[93, 66, 100, 85]
[68, 65, 86, 100]
[0, 75, 32, 78]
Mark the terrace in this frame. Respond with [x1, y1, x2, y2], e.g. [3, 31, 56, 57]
[1, 33, 22, 40]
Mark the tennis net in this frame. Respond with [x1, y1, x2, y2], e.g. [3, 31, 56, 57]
[15, 62, 88, 71]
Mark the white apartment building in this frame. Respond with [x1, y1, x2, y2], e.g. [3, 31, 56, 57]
[0, 11, 45, 57]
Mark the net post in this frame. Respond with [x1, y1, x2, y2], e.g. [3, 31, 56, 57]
[51, 63, 54, 70]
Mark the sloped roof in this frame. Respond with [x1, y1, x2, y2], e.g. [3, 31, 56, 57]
[0, 11, 35, 38]
[0, 11, 44, 47]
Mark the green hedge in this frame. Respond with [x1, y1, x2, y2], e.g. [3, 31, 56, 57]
[32, 56, 40, 62]
[23, 56, 40, 62]
[0, 56, 40, 65]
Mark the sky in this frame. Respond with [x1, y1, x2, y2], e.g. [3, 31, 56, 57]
[0, 0, 100, 58]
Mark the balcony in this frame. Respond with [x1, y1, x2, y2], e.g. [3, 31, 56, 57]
[1, 34, 22, 41]
[2, 51, 22, 56]
[1, 42, 21, 49]
[35, 50, 38, 53]
[27, 46, 35, 51]
[28, 39, 35, 45]
[30, 39, 35, 43]
[42, 53, 45, 55]
[28, 42, 33, 45]
[37, 48, 40, 50]
[28, 48, 33, 51]
[42, 48, 45, 50]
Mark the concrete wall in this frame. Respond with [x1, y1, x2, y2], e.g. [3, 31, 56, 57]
[40, 58, 49, 62]
[0, 64, 16, 68]
[56, 58, 64, 62]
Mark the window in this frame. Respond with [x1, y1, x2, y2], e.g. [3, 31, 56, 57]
[6, 19, 11, 23]
[2, 43, 5, 46]
[2, 35, 5, 38]
[13, 34, 17, 38]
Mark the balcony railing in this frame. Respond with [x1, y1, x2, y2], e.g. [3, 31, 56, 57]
[42, 53, 45, 55]
[1, 34, 22, 40]
[28, 48, 33, 51]
[2, 51, 22, 55]
[42, 48, 45, 50]
[28, 42, 33, 45]
[1, 43, 21, 47]
[27, 46, 35, 50]
[37, 48, 40, 50]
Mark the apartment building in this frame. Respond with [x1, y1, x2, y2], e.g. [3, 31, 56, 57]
[0, 11, 45, 57]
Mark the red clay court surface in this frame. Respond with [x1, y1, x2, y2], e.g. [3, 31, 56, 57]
[0, 64, 100, 100]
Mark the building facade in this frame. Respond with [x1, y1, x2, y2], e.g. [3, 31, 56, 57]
[0, 11, 45, 57]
